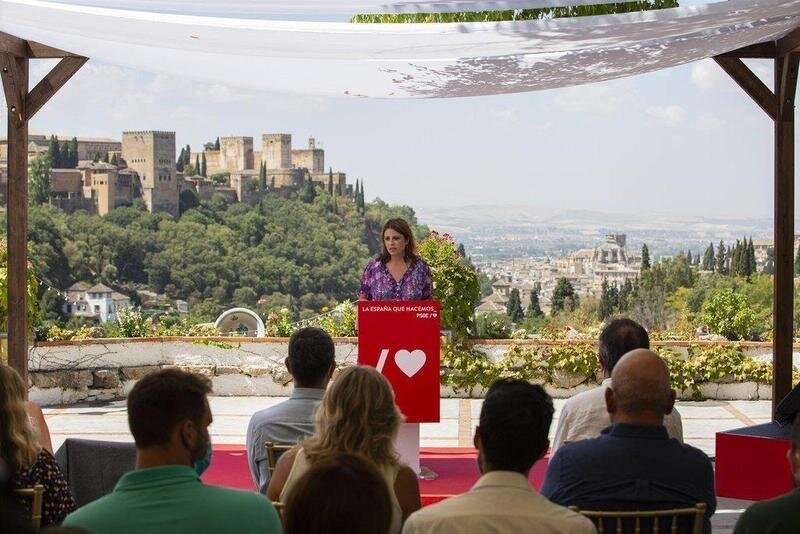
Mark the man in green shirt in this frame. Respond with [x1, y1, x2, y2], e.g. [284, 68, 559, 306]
[734, 415, 800, 534]
[63, 369, 281, 534]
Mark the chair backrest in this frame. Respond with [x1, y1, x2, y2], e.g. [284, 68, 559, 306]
[15, 484, 45, 529]
[570, 503, 706, 534]
[272, 501, 286, 528]
[265, 441, 294, 476]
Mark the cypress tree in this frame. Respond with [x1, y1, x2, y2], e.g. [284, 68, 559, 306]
[640, 244, 651, 271]
[195, 155, 200, 176]
[506, 288, 524, 323]
[110, 153, 118, 166]
[47, 135, 61, 168]
[527, 287, 543, 317]
[716, 240, 728, 275]
[703, 242, 715, 271]
[177, 147, 185, 171]
[102, 152, 110, 163]
[599, 280, 614, 319]
[201, 153, 207, 177]
[686, 250, 693, 265]
[328, 167, 334, 195]
[184, 145, 191, 167]
[68, 137, 79, 167]
[747, 238, 757, 275]
[214, 137, 220, 150]
[731, 240, 741, 276]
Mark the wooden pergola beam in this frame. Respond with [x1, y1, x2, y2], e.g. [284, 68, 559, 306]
[26, 56, 87, 121]
[1, 34, 85, 387]
[713, 57, 777, 121]
[717, 42, 776, 59]
[0, 31, 74, 59]
[778, 27, 800, 57]
[715, 37, 800, 418]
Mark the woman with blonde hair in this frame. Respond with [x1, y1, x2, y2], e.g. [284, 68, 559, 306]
[268, 365, 420, 532]
[0, 365, 75, 526]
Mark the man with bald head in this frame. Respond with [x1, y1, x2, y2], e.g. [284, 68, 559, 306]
[542, 350, 716, 533]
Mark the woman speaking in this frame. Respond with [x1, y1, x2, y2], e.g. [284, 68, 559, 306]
[359, 218, 433, 301]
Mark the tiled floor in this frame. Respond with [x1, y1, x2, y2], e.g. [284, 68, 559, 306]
[44, 397, 772, 533]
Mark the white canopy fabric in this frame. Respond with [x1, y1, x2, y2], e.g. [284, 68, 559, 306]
[1, 0, 799, 98]
[39, 0, 648, 17]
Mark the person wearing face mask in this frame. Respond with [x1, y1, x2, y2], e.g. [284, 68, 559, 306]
[359, 218, 433, 302]
[734, 415, 800, 534]
[62, 369, 280, 534]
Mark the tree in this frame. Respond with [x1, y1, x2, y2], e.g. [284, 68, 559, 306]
[200, 153, 207, 177]
[747, 238, 757, 275]
[506, 288, 524, 323]
[702, 242, 715, 271]
[699, 289, 765, 340]
[29, 154, 51, 204]
[179, 189, 200, 214]
[551, 278, 577, 314]
[730, 239, 742, 276]
[686, 250, 692, 265]
[203, 141, 215, 151]
[598, 279, 619, 320]
[214, 137, 221, 150]
[68, 137, 79, 167]
[716, 240, 728, 275]
[177, 147, 186, 171]
[527, 287, 544, 318]
[47, 135, 61, 168]
[195, 155, 200, 175]
[640, 244, 651, 271]
[328, 168, 334, 195]
[418, 232, 481, 337]
[110, 153, 118, 166]
[259, 162, 267, 189]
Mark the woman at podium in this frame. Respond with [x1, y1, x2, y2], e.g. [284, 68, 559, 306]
[359, 218, 433, 301]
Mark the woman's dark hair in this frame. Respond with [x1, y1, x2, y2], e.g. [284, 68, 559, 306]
[283, 453, 392, 534]
[378, 218, 419, 263]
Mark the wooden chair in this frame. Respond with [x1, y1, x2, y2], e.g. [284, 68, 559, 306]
[15, 484, 45, 529]
[265, 441, 294, 477]
[570, 503, 706, 534]
[271, 501, 286, 528]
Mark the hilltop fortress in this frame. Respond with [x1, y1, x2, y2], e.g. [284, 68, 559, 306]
[0, 131, 352, 217]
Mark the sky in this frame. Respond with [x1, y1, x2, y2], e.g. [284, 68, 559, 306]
[2, 1, 793, 220]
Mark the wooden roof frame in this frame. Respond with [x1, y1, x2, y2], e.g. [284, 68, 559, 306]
[1, 26, 799, 417]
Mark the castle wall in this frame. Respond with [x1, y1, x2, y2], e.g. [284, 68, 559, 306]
[220, 137, 254, 172]
[291, 149, 324, 173]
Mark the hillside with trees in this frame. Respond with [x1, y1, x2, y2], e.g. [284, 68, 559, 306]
[4, 187, 428, 328]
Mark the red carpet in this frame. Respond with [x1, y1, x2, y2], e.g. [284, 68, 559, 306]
[202, 445, 550, 505]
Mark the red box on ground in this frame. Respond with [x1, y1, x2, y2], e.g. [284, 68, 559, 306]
[715, 423, 793, 500]
[357, 300, 441, 423]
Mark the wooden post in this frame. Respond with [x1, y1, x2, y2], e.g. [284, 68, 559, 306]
[773, 52, 799, 414]
[3, 55, 29, 384]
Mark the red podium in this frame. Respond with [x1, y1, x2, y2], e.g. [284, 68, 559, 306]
[357, 300, 441, 423]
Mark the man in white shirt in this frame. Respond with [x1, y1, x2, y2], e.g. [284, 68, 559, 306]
[402, 380, 595, 534]
[552, 318, 683, 452]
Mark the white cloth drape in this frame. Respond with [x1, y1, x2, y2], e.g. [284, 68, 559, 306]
[1, 0, 799, 98]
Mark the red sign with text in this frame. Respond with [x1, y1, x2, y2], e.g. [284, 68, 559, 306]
[358, 300, 441, 423]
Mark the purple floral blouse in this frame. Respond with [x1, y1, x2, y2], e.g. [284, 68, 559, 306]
[359, 258, 433, 301]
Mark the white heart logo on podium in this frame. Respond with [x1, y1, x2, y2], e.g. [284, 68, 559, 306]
[395, 349, 426, 378]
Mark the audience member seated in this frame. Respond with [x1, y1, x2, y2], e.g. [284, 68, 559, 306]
[268, 365, 420, 533]
[62, 369, 281, 534]
[0, 365, 75, 527]
[552, 318, 683, 451]
[284, 452, 393, 534]
[0, 457, 35, 534]
[402, 379, 595, 534]
[247, 326, 335, 493]
[733, 414, 800, 534]
[542, 349, 715, 533]
[26, 401, 54, 454]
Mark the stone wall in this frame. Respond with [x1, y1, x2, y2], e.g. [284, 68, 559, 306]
[26, 338, 795, 406]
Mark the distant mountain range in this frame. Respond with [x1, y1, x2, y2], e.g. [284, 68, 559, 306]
[415, 205, 782, 260]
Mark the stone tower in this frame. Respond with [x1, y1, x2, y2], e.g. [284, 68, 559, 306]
[121, 131, 178, 217]
[261, 134, 292, 170]
[220, 136, 254, 172]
